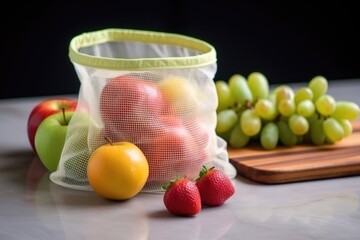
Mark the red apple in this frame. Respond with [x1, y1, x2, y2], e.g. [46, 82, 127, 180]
[140, 120, 207, 185]
[183, 118, 211, 151]
[27, 98, 78, 151]
[100, 75, 165, 143]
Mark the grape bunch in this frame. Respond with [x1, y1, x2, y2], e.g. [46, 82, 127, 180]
[215, 72, 360, 150]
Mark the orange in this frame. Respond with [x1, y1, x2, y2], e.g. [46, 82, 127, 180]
[87, 141, 149, 200]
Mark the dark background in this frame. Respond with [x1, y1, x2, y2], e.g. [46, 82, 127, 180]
[1, 1, 359, 99]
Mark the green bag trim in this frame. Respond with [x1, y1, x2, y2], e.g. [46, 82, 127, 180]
[69, 28, 216, 70]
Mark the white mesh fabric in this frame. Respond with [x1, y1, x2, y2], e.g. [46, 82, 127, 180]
[50, 31, 236, 192]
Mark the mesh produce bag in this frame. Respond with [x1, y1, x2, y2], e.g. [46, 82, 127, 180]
[50, 28, 236, 192]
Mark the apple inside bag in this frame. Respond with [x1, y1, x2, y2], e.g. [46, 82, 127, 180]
[50, 28, 236, 192]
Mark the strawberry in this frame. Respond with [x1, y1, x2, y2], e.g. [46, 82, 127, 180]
[195, 166, 235, 206]
[162, 177, 201, 216]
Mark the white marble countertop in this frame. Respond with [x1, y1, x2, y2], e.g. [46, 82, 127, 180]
[1, 79, 360, 240]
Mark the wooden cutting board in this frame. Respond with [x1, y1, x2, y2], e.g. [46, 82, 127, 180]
[228, 120, 360, 184]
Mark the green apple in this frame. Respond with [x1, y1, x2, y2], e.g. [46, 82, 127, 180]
[34, 110, 74, 172]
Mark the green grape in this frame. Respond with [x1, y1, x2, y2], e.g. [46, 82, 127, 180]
[247, 72, 269, 100]
[274, 85, 294, 103]
[309, 115, 326, 145]
[260, 122, 279, 150]
[240, 109, 261, 136]
[229, 122, 250, 148]
[331, 101, 360, 121]
[228, 74, 253, 107]
[216, 109, 238, 134]
[218, 73, 356, 150]
[315, 94, 336, 116]
[294, 87, 313, 105]
[215, 80, 236, 112]
[338, 119, 353, 137]
[297, 99, 315, 117]
[278, 99, 296, 117]
[323, 117, 344, 143]
[254, 99, 277, 120]
[288, 114, 309, 135]
[277, 120, 297, 146]
[308, 75, 328, 102]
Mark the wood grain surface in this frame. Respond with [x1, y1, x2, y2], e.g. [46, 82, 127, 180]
[228, 121, 360, 184]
